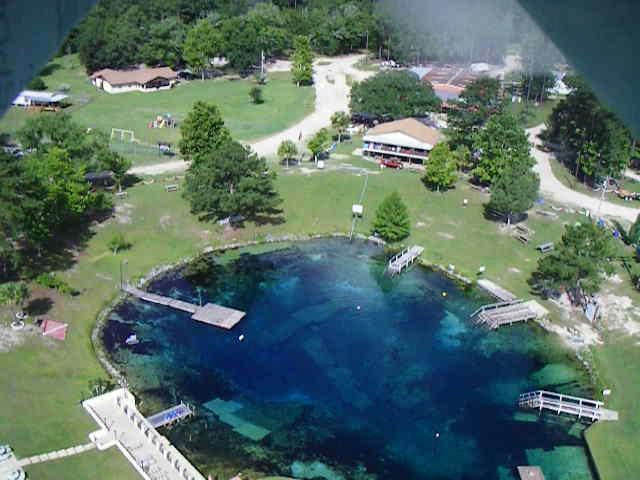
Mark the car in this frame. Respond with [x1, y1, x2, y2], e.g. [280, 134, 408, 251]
[380, 158, 403, 169]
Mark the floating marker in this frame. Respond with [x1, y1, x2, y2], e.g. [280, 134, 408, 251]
[442, 292, 447, 297]
[238, 334, 245, 342]
[356, 305, 361, 311]
[435, 432, 440, 438]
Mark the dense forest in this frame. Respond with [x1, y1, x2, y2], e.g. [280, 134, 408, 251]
[60, 0, 558, 73]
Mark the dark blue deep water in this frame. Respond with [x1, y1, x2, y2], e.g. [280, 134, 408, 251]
[104, 239, 595, 480]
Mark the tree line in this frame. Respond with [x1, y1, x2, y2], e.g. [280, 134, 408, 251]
[0, 115, 130, 281]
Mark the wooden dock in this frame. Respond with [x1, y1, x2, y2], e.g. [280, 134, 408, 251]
[387, 245, 424, 275]
[519, 390, 619, 422]
[123, 285, 245, 330]
[517, 466, 545, 480]
[471, 300, 537, 329]
[147, 402, 193, 428]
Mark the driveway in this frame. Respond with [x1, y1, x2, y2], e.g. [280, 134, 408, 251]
[129, 55, 372, 176]
[528, 124, 639, 223]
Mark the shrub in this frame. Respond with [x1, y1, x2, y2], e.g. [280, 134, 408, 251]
[249, 86, 264, 104]
[35, 272, 77, 295]
[372, 192, 411, 242]
[108, 233, 132, 254]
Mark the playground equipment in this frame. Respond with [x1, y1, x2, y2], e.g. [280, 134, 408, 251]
[149, 113, 177, 129]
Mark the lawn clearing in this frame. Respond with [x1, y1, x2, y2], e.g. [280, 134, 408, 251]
[507, 99, 559, 128]
[0, 54, 315, 148]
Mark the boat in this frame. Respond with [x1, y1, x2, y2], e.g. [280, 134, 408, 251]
[125, 334, 139, 346]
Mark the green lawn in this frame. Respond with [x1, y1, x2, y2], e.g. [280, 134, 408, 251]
[0, 54, 315, 147]
[586, 337, 640, 479]
[506, 99, 559, 128]
[0, 158, 635, 478]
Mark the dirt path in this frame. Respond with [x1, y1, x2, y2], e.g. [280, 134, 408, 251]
[129, 55, 372, 177]
[528, 124, 640, 222]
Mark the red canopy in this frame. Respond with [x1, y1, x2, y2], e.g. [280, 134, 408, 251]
[41, 319, 68, 341]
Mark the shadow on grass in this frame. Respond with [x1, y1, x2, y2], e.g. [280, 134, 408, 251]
[26, 297, 53, 316]
[39, 62, 62, 76]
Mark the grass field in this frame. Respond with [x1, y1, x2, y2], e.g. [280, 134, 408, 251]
[506, 99, 559, 128]
[0, 55, 315, 147]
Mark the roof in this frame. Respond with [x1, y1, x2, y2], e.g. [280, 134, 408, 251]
[365, 118, 443, 146]
[13, 90, 68, 103]
[432, 83, 464, 101]
[41, 319, 68, 341]
[85, 171, 114, 181]
[90, 67, 178, 86]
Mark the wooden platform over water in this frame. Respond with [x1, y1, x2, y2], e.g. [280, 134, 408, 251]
[123, 285, 245, 330]
[472, 300, 537, 329]
[519, 390, 619, 422]
[388, 245, 424, 275]
[477, 279, 517, 302]
[147, 402, 193, 428]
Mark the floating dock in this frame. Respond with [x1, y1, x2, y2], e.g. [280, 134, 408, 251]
[471, 300, 537, 329]
[387, 245, 424, 275]
[519, 390, 619, 422]
[146, 402, 193, 429]
[123, 285, 245, 330]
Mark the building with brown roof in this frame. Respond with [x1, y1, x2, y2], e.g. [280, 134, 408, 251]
[90, 67, 178, 94]
[362, 118, 444, 165]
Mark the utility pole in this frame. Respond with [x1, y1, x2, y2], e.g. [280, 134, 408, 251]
[260, 50, 265, 77]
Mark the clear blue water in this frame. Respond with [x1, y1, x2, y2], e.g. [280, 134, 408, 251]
[104, 239, 595, 480]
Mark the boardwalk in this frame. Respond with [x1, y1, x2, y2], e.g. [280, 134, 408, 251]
[472, 300, 537, 329]
[83, 388, 206, 480]
[519, 390, 619, 422]
[388, 246, 424, 275]
[123, 285, 245, 330]
[147, 403, 193, 429]
[18, 443, 95, 467]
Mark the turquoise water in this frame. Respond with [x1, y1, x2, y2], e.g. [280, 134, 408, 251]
[104, 239, 595, 479]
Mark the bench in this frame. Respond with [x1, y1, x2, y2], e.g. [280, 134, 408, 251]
[115, 191, 128, 199]
[165, 184, 179, 192]
[537, 242, 554, 253]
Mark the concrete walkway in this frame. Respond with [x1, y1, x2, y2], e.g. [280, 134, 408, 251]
[18, 443, 95, 466]
[528, 124, 640, 222]
[129, 54, 372, 176]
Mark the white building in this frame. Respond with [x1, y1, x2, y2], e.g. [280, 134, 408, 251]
[90, 67, 178, 94]
[362, 118, 444, 165]
[12, 90, 68, 109]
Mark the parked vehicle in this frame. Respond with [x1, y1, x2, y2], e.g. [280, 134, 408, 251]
[380, 158, 403, 169]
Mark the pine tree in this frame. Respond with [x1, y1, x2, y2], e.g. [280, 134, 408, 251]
[291, 36, 314, 86]
[372, 192, 411, 242]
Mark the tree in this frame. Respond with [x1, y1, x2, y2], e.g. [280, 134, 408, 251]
[307, 128, 330, 164]
[249, 86, 264, 104]
[0, 281, 29, 317]
[628, 214, 640, 246]
[97, 150, 131, 192]
[372, 192, 410, 242]
[26, 76, 47, 90]
[546, 75, 632, 183]
[531, 222, 616, 296]
[422, 143, 458, 191]
[140, 17, 186, 69]
[108, 233, 131, 254]
[220, 16, 262, 72]
[447, 77, 502, 149]
[277, 140, 298, 166]
[184, 140, 281, 221]
[350, 71, 440, 118]
[291, 35, 314, 86]
[486, 161, 539, 223]
[471, 112, 533, 184]
[330, 111, 350, 143]
[179, 101, 231, 161]
[183, 19, 223, 79]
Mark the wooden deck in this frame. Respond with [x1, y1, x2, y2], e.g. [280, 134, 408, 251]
[473, 300, 537, 329]
[388, 245, 424, 275]
[123, 285, 245, 330]
[517, 466, 545, 480]
[519, 390, 619, 422]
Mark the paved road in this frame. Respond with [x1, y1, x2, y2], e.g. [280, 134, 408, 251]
[129, 55, 372, 176]
[528, 124, 640, 222]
